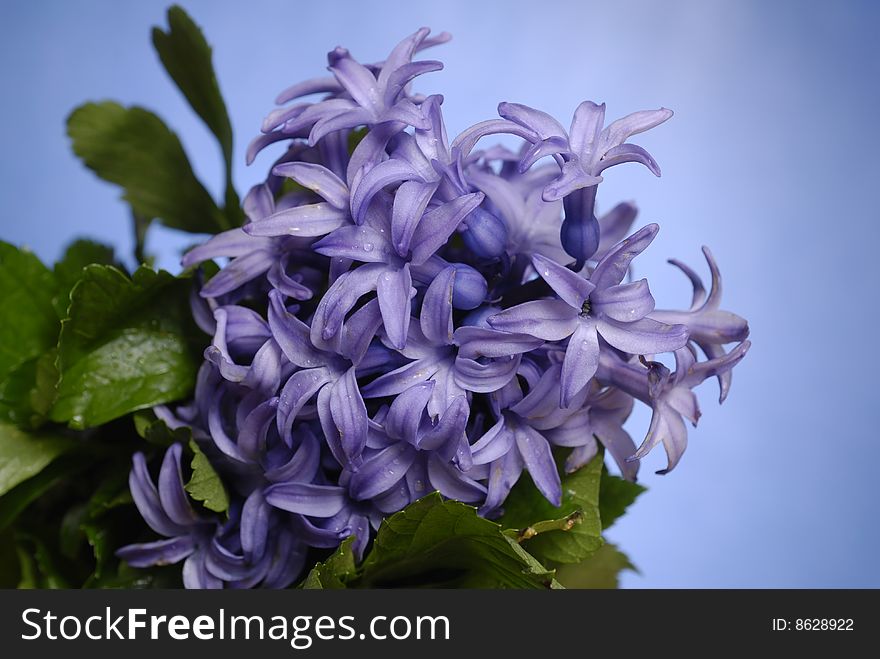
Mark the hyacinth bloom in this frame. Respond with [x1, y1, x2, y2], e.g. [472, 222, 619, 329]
[489, 223, 689, 407]
[117, 27, 751, 588]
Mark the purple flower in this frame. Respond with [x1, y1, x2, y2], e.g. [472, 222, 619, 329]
[488, 224, 688, 407]
[497, 100, 672, 265]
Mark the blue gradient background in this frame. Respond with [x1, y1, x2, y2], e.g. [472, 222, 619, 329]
[2, 0, 878, 587]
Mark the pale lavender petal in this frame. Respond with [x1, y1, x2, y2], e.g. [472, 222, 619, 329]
[313, 225, 395, 263]
[498, 102, 567, 140]
[384, 61, 443, 106]
[183, 549, 222, 589]
[378, 27, 431, 87]
[340, 298, 383, 365]
[427, 454, 486, 502]
[311, 263, 383, 346]
[596, 143, 662, 176]
[568, 100, 606, 156]
[242, 184, 274, 222]
[327, 47, 381, 112]
[480, 449, 524, 516]
[666, 257, 708, 310]
[543, 161, 602, 202]
[453, 355, 520, 393]
[265, 482, 348, 517]
[267, 290, 327, 368]
[350, 158, 420, 224]
[564, 440, 599, 475]
[329, 366, 369, 462]
[514, 424, 562, 506]
[129, 452, 188, 537]
[392, 180, 438, 257]
[420, 266, 455, 345]
[200, 250, 275, 298]
[519, 136, 570, 171]
[409, 192, 484, 265]
[117, 536, 196, 568]
[272, 162, 349, 209]
[275, 76, 342, 104]
[309, 107, 375, 145]
[182, 228, 270, 268]
[360, 357, 441, 398]
[265, 427, 322, 484]
[591, 278, 655, 322]
[240, 489, 270, 562]
[245, 203, 348, 238]
[451, 118, 538, 159]
[237, 398, 278, 461]
[453, 327, 544, 359]
[246, 130, 295, 166]
[382, 98, 432, 129]
[561, 318, 600, 408]
[385, 381, 433, 440]
[157, 443, 199, 526]
[532, 252, 594, 308]
[599, 108, 673, 151]
[349, 443, 417, 500]
[377, 264, 414, 349]
[276, 366, 333, 436]
[417, 396, 468, 456]
[591, 223, 660, 290]
[510, 363, 564, 420]
[597, 316, 689, 355]
[470, 417, 515, 466]
[487, 299, 579, 341]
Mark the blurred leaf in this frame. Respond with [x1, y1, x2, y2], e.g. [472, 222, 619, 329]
[185, 439, 229, 513]
[500, 450, 604, 565]
[0, 454, 90, 533]
[356, 493, 558, 589]
[133, 410, 192, 447]
[554, 543, 637, 589]
[0, 242, 59, 389]
[0, 421, 75, 497]
[599, 468, 646, 531]
[67, 101, 228, 234]
[0, 350, 59, 429]
[152, 5, 242, 226]
[15, 531, 70, 589]
[50, 265, 202, 429]
[302, 537, 357, 589]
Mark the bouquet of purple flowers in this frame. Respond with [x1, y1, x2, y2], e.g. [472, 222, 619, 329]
[0, 7, 748, 589]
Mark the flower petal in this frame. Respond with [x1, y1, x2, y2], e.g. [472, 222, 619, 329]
[420, 265, 455, 345]
[427, 454, 487, 502]
[561, 318, 600, 408]
[349, 443, 417, 500]
[532, 252, 594, 308]
[116, 536, 196, 568]
[385, 381, 433, 440]
[591, 278, 655, 322]
[272, 162, 349, 209]
[264, 482, 348, 517]
[377, 264, 414, 349]
[487, 300, 579, 341]
[244, 203, 348, 238]
[514, 424, 562, 506]
[597, 316, 689, 355]
[590, 223, 659, 290]
[409, 192, 485, 265]
[392, 180, 439, 258]
[313, 225, 395, 263]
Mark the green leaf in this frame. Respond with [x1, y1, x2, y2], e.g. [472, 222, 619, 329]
[53, 239, 117, 314]
[152, 6, 242, 226]
[133, 411, 192, 447]
[356, 493, 557, 589]
[0, 456, 90, 533]
[185, 439, 229, 513]
[67, 101, 228, 234]
[500, 450, 604, 565]
[0, 421, 75, 497]
[0, 350, 59, 429]
[15, 531, 70, 589]
[553, 543, 637, 589]
[302, 537, 358, 589]
[0, 242, 59, 386]
[50, 265, 202, 429]
[599, 468, 646, 531]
